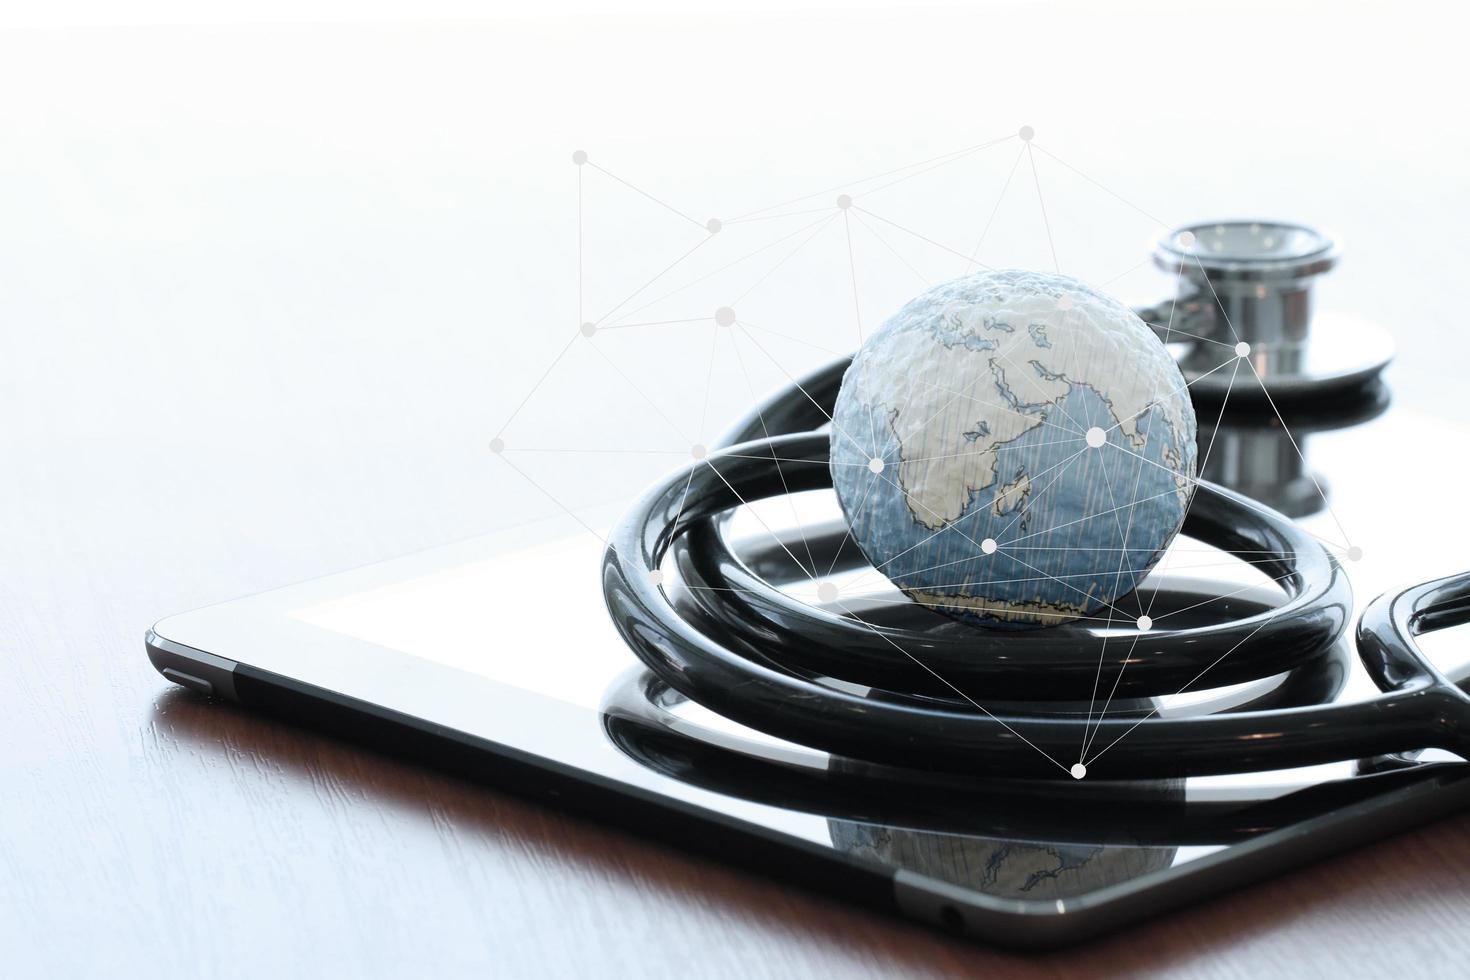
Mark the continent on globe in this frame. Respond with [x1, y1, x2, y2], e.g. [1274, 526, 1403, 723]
[830, 269, 1197, 628]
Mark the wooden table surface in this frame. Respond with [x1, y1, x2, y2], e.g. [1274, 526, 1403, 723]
[5, 6, 1470, 977]
[6, 473, 1470, 979]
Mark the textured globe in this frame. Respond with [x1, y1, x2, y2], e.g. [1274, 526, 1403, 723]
[830, 269, 1197, 629]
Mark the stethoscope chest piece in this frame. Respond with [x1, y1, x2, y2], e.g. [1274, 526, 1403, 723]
[1144, 220, 1394, 401]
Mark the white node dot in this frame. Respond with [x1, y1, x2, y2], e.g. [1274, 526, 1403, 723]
[1019, 125, 1035, 141]
[1070, 763, 1087, 780]
[690, 443, 707, 460]
[1086, 426, 1106, 448]
[1057, 294, 1074, 311]
[1235, 341, 1251, 358]
[706, 218, 723, 234]
[1347, 546, 1364, 562]
[1177, 230, 1196, 248]
[868, 457, 885, 474]
[714, 306, 736, 327]
[816, 582, 839, 603]
[1136, 615, 1153, 632]
[580, 321, 597, 337]
[571, 150, 588, 166]
[981, 538, 997, 555]
[648, 569, 665, 586]
[488, 437, 506, 454]
[836, 194, 853, 210]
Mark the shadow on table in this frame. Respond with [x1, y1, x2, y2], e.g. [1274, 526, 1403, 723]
[151, 686, 1470, 977]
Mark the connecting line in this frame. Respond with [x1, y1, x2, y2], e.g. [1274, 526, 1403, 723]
[733, 322, 874, 460]
[1083, 610, 1278, 768]
[851, 206, 989, 268]
[499, 447, 688, 456]
[840, 554, 1289, 592]
[594, 235, 715, 327]
[727, 328, 819, 579]
[1095, 258, 1151, 288]
[836, 599, 1075, 778]
[843, 210, 865, 345]
[1083, 276, 1196, 754]
[1081, 627, 1144, 761]
[582, 164, 588, 323]
[700, 454, 817, 580]
[852, 133, 1017, 200]
[996, 549, 1137, 624]
[680, 582, 1125, 626]
[1025, 143, 1060, 274]
[1188, 252, 1244, 346]
[730, 213, 840, 307]
[966, 144, 1026, 270]
[666, 466, 698, 565]
[840, 218, 879, 454]
[611, 213, 833, 325]
[586, 161, 707, 231]
[1147, 567, 1300, 623]
[1081, 320, 1301, 763]
[838, 594, 1130, 626]
[1101, 355, 1238, 438]
[1099, 437, 1350, 554]
[494, 454, 607, 545]
[724, 206, 831, 225]
[696, 325, 722, 441]
[1196, 360, 1241, 478]
[891, 433, 1089, 464]
[855, 459, 1139, 624]
[985, 337, 1086, 435]
[1181, 257, 1353, 549]
[896, 377, 990, 457]
[738, 318, 848, 358]
[726, 132, 1014, 223]
[845, 443, 1082, 589]
[1028, 143, 1172, 229]
[841, 445, 1087, 594]
[860, 526, 1263, 587]
[851, 209, 931, 287]
[1002, 483, 1196, 547]
[1081, 404, 1177, 755]
[1242, 356, 1356, 551]
[1079, 426, 1151, 761]
[1140, 321, 1237, 350]
[988, 445, 1090, 541]
[596, 317, 710, 333]
[825, 466, 880, 578]
[493, 328, 582, 440]
[1091, 423, 1140, 599]
[584, 339, 690, 444]
[902, 373, 1088, 442]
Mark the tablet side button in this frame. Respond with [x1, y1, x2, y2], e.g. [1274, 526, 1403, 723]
[161, 667, 215, 698]
[146, 629, 239, 701]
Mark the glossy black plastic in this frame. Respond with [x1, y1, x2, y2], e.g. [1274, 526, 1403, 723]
[601, 358, 1470, 779]
[600, 667, 1462, 845]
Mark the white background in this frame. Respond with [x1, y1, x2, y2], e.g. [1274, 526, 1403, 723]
[3, 0, 1467, 588]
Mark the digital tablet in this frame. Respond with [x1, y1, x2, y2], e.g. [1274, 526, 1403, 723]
[146, 411, 1470, 949]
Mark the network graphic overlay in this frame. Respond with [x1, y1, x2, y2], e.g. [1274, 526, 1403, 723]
[487, 127, 1361, 780]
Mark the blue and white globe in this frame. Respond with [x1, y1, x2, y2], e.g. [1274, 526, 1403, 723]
[830, 269, 1197, 629]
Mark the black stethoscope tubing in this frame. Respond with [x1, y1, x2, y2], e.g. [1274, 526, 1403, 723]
[602, 357, 1470, 778]
[599, 667, 1468, 845]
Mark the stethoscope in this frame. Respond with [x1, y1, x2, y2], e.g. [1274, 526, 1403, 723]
[600, 220, 1470, 780]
